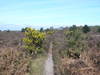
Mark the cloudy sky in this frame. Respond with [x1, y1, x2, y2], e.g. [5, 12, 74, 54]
[0, 0, 100, 30]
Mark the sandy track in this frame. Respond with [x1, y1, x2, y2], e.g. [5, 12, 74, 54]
[44, 42, 54, 75]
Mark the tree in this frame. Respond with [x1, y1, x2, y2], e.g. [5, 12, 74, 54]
[40, 27, 44, 32]
[69, 25, 77, 31]
[50, 26, 54, 30]
[21, 27, 29, 32]
[82, 25, 90, 33]
[7, 30, 10, 32]
[21, 28, 25, 32]
[97, 26, 100, 32]
[23, 28, 45, 55]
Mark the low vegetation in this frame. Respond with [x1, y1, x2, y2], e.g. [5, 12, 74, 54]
[29, 55, 46, 75]
[65, 25, 87, 58]
[51, 25, 100, 75]
[0, 25, 100, 75]
[0, 47, 31, 75]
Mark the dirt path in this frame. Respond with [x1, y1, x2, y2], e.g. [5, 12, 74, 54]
[44, 42, 54, 75]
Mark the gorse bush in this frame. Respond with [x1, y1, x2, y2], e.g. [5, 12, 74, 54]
[23, 28, 45, 55]
[65, 26, 86, 58]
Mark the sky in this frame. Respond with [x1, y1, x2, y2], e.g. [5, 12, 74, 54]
[0, 0, 100, 30]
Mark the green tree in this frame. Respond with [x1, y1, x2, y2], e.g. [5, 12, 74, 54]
[21, 27, 29, 32]
[40, 27, 44, 32]
[69, 25, 77, 31]
[23, 28, 45, 55]
[21, 28, 25, 32]
[82, 25, 90, 33]
[97, 26, 100, 32]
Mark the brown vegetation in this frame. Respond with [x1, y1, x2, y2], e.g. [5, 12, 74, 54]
[0, 31, 24, 47]
[49, 26, 100, 75]
[0, 47, 31, 75]
[0, 26, 100, 75]
[0, 31, 31, 75]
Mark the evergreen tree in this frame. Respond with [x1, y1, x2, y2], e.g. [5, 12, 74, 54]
[97, 26, 100, 32]
[69, 25, 77, 31]
[82, 25, 90, 33]
[40, 27, 44, 32]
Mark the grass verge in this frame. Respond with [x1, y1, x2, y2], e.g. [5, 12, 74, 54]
[29, 55, 46, 75]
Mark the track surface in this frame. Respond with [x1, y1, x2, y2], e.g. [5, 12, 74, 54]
[44, 42, 54, 75]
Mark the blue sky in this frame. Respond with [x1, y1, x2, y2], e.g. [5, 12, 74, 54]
[0, 0, 100, 30]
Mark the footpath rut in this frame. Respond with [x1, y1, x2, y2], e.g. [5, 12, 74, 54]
[44, 42, 54, 75]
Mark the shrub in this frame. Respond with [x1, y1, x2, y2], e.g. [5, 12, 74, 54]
[65, 26, 86, 58]
[0, 48, 31, 75]
[23, 28, 45, 55]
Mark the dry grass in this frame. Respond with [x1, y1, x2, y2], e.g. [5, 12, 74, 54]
[0, 31, 24, 47]
[0, 31, 48, 75]
[51, 29, 100, 75]
[0, 47, 31, 75]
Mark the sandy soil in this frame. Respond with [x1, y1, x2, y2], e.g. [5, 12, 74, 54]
[44, 42, 54, 75]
